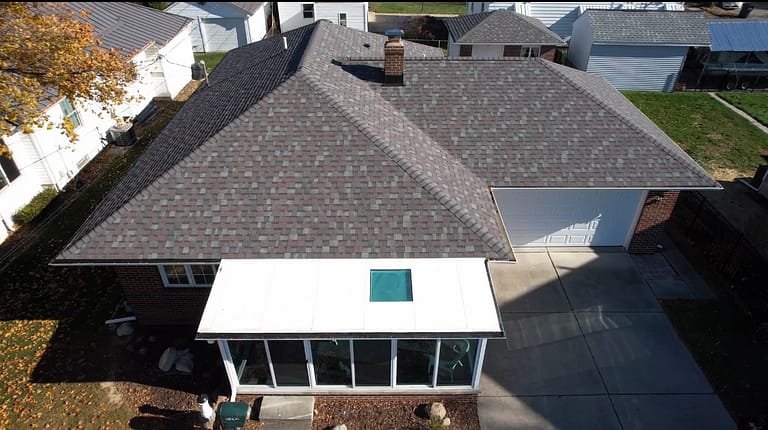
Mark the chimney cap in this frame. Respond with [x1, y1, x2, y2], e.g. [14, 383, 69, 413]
[385, 29, 404, 39]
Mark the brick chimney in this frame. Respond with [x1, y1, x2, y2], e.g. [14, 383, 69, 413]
[384, 29, 405, 85]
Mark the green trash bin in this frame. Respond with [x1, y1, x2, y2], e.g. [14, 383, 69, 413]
[218, 402, 251, 430]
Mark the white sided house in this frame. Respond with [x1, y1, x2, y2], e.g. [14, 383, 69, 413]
[277, 2, 368, 32]
[165, 2, 272, 52]
[0, 2, 193, 243]
[466, 2, 684, 37]
[568, 10, 710, 92]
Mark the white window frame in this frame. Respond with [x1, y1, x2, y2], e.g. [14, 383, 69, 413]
[158, 263, 219, 287]
[59, 98, 82, 130]
[520, 45, 541, 58]
[338, 12, 347, 27]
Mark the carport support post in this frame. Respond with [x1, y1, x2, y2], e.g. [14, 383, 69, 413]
[218, 340, 239, 401]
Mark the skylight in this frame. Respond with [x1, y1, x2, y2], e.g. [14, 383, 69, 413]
[370, 269, 413, 302]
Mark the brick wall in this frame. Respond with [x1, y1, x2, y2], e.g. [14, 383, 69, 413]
[115, 266, 211, 325]
[540, 46, 557, 62]
[628, 191, 679, 254]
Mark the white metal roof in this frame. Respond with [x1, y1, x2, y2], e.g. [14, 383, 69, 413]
[196, 258, 504, 339]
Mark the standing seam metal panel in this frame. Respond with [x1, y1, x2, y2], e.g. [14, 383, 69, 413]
[587, 44, 687, 92]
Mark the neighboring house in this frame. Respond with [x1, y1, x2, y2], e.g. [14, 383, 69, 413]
[53, 21, 718, 398]
[443, 10, 565, 60]
[0, 3, 194, 243]
[164, 2, 272, 52]
[701, 20, 768, 90]
[276, 2, 368, 32]
[466, 2, 684, 37]
[568, 10, 710, 92]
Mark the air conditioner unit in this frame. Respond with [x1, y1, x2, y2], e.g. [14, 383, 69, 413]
[107, 122, 137, 147]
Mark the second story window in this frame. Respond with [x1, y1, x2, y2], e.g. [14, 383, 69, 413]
[459, 45, 472, 57]
[0, 141, 21, 190]
[302, 3, 314, 19]
[520, 46, 541, 58]
[60, 98, 82, 129]
[339, 12, 347, 27]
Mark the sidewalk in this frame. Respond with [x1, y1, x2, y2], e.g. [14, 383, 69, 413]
[708, 92, 768, 135]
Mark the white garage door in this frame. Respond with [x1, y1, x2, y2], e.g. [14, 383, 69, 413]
[493, 189, 645, 247]
[202, 18, 247, 52]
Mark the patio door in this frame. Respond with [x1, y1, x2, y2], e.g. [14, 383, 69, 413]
[267, 340, 309, 387]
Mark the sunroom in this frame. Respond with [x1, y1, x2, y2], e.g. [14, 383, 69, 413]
[196, 258, 504, 399]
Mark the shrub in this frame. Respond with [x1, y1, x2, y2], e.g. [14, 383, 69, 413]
[12, 187, 59, 225]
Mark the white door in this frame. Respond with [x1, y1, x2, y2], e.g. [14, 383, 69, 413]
[493, 189, 645, 247]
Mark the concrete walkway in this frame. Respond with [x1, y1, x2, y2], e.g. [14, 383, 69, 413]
[709, 92, 768, 135]
[480, 246, 735, 430]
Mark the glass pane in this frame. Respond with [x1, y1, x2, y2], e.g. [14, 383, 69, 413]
[353, 340, 391, 386]
[163, 265, 188, 285]
[311, 340, 351, 386]
[397, 340, 436, 385]
[268, 340, 309, 387]
[436, 339, 478, 386]
[190, 264, 217, 285]
[229, 341, 272, 385]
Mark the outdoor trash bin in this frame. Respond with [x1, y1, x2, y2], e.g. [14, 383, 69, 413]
[218, 402, 250, 430]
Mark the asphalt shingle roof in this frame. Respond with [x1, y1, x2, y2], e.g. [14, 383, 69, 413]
[63, 2, 192, 56]
[54, 21, 718, 264]
[443, 10, 564, 45]
[228, 2, 265, 15]
[586, 10, 710, 46]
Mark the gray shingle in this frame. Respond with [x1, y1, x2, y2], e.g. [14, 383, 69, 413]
[63, 2, 192, 55]
[587, 10, 710, 46]
[444, 10, 564, 45]
[54, 21, 718, 264]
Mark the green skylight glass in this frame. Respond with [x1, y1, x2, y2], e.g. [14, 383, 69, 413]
[370, 269, 413, 302]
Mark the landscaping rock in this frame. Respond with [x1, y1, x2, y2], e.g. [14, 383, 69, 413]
[158, 346, 177, 372]
[330, 425, 347, 430]
[429, 402, 446, 420]
[116, 322, 135, 336]
[442, 417, 451, 426]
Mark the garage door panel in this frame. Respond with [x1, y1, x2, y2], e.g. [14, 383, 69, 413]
[493, 189, 644, 247]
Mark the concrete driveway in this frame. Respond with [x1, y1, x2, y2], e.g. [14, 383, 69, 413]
[480, 249, 735, 430]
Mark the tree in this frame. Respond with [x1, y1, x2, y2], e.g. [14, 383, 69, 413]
[0, 3, 137, 145]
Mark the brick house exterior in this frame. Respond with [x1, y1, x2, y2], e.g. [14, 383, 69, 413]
[629, 191, 680, 254]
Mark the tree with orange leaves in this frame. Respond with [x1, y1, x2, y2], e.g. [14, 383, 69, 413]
[0, 2, 137, 147]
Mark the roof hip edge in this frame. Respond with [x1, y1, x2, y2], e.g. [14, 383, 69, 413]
[538, 60, 715, 186]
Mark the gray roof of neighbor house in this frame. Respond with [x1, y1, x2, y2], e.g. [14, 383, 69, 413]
[228, 2, 265, 15]
[443, 10, 565, 45]
[585, 10, 710, 46]
[53, 20, 718, 264]
[63, 2, 192, 55]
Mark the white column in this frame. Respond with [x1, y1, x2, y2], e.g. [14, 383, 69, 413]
[471, 338, 488, 390]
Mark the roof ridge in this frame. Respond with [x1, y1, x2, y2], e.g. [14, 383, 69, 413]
[456, 11, 496, 43]
[54, 74, 306, 262]
[538, 60, 714, 186]
[296, 68, 511, 259]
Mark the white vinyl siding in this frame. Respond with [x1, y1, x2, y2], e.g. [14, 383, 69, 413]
[279, 2, 368, 32]
[202, 18, 248, 52]
[493, 189, 644, 247]
[587, 45, 688, 92]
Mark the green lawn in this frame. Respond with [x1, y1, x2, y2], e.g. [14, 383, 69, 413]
[623, 92, 768, 176]
[194, 52, 227, 72]
[717, 92, 768, 128]
[0, 102, 183, 428]
[369, 2, 466, 14]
